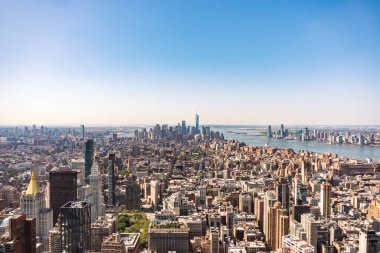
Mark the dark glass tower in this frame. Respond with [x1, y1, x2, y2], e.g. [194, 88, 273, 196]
[60, 201, 91, 252]
[84, 139, 94, 184]
[107, 153, 116, 208]
[195, 113, 199, 134]
[275, 177, 290, 210]
[49, 170, 78, 224]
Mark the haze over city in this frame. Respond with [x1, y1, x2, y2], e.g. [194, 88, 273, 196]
[1, 1, 380, 125]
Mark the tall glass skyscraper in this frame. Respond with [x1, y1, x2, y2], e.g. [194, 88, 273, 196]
[60, 201, 91, 252]
[84, 139, 94, 184]
[107, 153, 116, 208]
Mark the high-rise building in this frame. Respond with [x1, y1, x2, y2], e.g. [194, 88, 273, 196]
[268, 125, 272, 138]
[20, 172, 53, 250]
[81, 125, 85, 139]
[263, 191, 276, 240]
[267, 202, 289, 250]
[90, 154, 105, 221]
[60, 201, 91, 252]
[276, 177, 290, 210]
[281, 124, 285, 138]
[148, 221, 189, 253]
[125, 175, 141, 211]
[181, 121, 187, 136]
[195, 113, 199, 134]
[84, 139, 94, 184]
[359, 228, 379, 253]
[49, 170, 78, 224]
[320, 181, 332, 219]
[107, 153, 116, 208]
[3, 214, 36, 253]
[150, 180, 160, 210]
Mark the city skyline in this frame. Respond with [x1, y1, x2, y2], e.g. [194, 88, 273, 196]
[1, 1, 380, 125]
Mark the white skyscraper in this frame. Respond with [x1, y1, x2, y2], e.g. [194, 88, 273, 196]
[90, 153, 105, 221]
[20, 172, 53, 250]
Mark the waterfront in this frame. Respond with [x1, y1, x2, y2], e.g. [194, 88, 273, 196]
[213, 126, 380, 161]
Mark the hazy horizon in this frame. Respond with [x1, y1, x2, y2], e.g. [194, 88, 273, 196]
[1, 1, 380, 125]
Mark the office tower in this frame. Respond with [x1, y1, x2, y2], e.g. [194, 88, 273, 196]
[3, 214, 36, 253]
[268, 125, 272, 138]
[84, 139, 94, 184]
[276, 177, 290, 210]
[239, 192, 252, 214]
[90, 155, 104, 221]
[181, 120, 186, 136]
[195, 113, 199, 134]
[320, 181, 332, 219]
[107, 153, 116, 208]
[210, 227, 219, 253]
[125, 175, 141, 210]
[60, 201, 91, 252]
[148, 221, 189, 253]
[20, 172, 53, 250]
[359, 228, 379, 253]
[49, 170, 78, 224]
[81, 125, 85, 139]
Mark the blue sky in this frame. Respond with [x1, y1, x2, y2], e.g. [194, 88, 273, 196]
[1, 1, 379, 125]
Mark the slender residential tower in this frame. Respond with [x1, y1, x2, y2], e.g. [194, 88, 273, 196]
[107, 153, 116, 208]
[320, 181, 332, 219]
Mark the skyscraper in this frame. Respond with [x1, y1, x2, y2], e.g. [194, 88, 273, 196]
[84, 139, 94, 184]
[125, 175, 141, 211]
[49, 170, 78, 224]
[320, 181, 332, 219]
[60, 201, 91, 252]
[268, 125, 272, 138]
[181, 120, 186, 136]
[280, 124, 285, 138]
[107, 153, 116, 208]
[195, 113, 199, 134]
[20, 172, 53, 250]
[276, 177, 290, 210]
[90, 153, 105, 221]
[81, 125, 85, 139]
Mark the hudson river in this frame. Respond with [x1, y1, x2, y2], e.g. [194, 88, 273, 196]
[213, 126, 380, 161]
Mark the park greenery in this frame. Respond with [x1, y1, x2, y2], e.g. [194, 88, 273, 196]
[116, 210, 149, 248]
